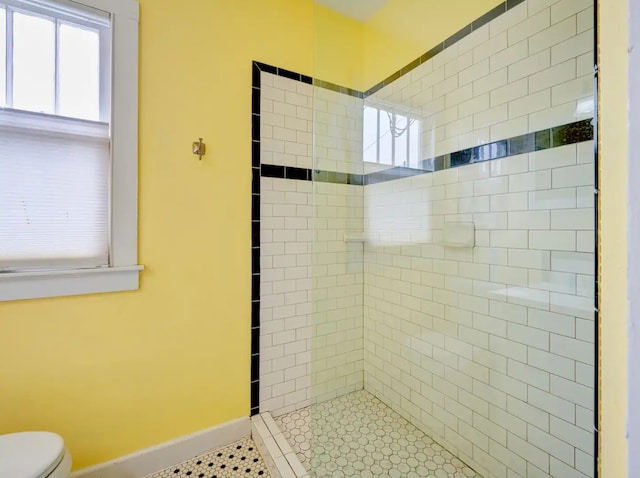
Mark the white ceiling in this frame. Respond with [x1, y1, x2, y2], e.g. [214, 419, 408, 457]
[314, 0, 389, 22]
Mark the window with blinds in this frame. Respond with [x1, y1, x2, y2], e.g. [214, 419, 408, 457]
[0, 0, 112, 272]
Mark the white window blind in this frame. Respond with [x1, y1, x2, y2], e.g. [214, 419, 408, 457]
[0, 0, 112, 272]
[0, 113, 110, 271]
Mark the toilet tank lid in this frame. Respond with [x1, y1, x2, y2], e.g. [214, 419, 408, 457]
[0, 432, 65, 478]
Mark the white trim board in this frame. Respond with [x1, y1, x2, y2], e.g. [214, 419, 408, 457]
[70, 417, 250, 478]
[0, 266, 143, 302]
[251, 413, 308, 478]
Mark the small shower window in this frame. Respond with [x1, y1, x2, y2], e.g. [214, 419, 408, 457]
[363, 105, 421, 168]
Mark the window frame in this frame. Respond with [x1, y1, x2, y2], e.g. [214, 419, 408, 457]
[0, 0, 142, 302]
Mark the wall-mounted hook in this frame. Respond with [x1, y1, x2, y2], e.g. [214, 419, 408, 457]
[192, 137, 206, 160]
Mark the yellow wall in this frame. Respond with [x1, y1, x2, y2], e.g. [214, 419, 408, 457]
[0, 0, 324, 470]
[362, 0, 503, 86]
[314, 5, 364, 90]
[598, 0, 629, 475]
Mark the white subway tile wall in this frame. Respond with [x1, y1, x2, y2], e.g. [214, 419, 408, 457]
[260, 73, 363, 175]
[260, 72, 364, 416]
[362, 1, 594, 476]
[363, 141, 594, 478]
[368, 0, 594, 161]
[258, 0, 594, 476]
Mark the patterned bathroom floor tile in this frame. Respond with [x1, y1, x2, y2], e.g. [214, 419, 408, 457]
[274, 390, 482, 478]
[144, 438, 271, 478]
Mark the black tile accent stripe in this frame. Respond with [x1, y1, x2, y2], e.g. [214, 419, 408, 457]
[472, 3, 507, 31]
[250, 61, 262, 416]
[251, 273, 260, 302]
[251, 115, 260, 142]
[254, 61, 312, 84]
[363, 119, 593, 186]
[254, 2, 527, 104]
[259, 120, 593, 186]
[251, 300, 260, 328]
[260, 164, 285, 178]
[286, 166, 311, 181]
[250, 380, 259, 411]
[313, 79, 364, 99]
[420, 44, 445, 65]
[255, 61, 276, 75]
[364, 1, 532, 98]
[259, 165, 365, 186]
[252, 63, 261, 85]
[278, 67, 303, 81]
[444, 24, 473, 49]
[400, 57, 422, 77]
[250, 355, 259, 388]
[365, 166, 427, 186]
[251, 247, 260, 275]
[251, 141, 260, 168]
[313, 170, 365, 185]
[552, 119, 594, 146]
[252, 167, 260, 194]
[507, 0, 526, 8]
[251, 195, 260, 220]
[251, 326, 260, 356]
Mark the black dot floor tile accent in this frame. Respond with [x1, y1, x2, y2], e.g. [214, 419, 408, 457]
[144, 438, 270, 478]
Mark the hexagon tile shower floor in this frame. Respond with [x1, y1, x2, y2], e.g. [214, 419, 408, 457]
[274, 390, 481, 478]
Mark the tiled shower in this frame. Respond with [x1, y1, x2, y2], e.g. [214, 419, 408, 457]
[253, 0, 595, 476]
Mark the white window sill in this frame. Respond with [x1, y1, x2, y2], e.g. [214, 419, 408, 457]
[0, 265, 144, 302]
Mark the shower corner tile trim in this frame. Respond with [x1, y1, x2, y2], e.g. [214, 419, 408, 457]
[252, 413, 309, 478]
[251, 60, 261, 418]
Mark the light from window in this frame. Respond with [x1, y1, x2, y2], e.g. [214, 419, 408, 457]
[379, 109, 392, 163]
[363, 105, 421, 168]
[1, 2, 105, 121]
[59, 23, 100, 120]
[13, 12, 56, 114]
[363, 106, 378, 164]
[0, 0, 111, 272]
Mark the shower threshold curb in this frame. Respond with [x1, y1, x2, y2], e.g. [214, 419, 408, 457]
[252, 412, 309, 478]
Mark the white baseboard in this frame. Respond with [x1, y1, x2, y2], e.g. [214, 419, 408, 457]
[70, 417, 251, 478]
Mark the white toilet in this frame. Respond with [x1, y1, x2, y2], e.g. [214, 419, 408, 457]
[0, 432, 72, 478]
